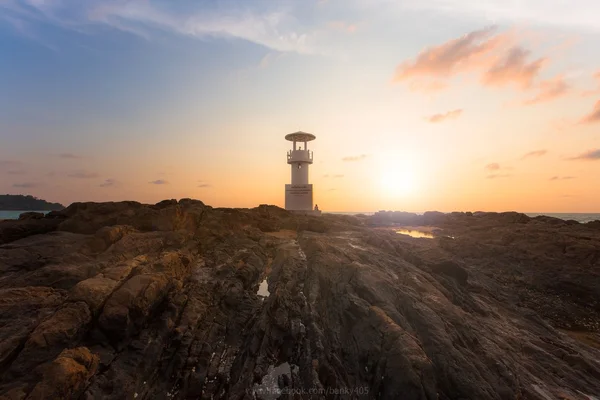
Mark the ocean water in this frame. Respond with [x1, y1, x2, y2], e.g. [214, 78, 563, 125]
[2, 210, 599, 223]
[327, 212, 600, 223]
[0, 210, 51, 220]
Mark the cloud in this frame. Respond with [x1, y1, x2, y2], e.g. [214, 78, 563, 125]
[425, 109, 463, 123]
[99, 178, 117, 187]
[197, 183, 211, 188]
[393, 26, 501, 80]
[550, 176, 575, 180]
[342, 154, 367, 162]
[522, 150, 547, 159]
[580, 100, 600, 124]
[91, 2, 317, 54]
[333, 174, 344, 178]
[486, 174, 511, 179]
[485, 163, 501, 171]
[67, 171, 99, 179]
[569, 149, 600, 160]
[59, 153, 81, 159]
[12, 182, 38, 188]
[149, 179, 169, 185]
[524, 75, 570, 104]
[6, 169, 27, 175]
[393, 27, 557, 95]
[0, 1, 320, 54]
[322, 174, 329, 178]
[482, 47, 546, 89]
[327, 188, 337, 191]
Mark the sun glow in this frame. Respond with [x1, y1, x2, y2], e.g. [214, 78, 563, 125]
[379, 162, 418, 196]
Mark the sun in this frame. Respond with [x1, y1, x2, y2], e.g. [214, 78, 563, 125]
[379, 166, 417, 196]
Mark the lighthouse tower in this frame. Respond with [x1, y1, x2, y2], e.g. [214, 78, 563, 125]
[285, 131, 318, 213]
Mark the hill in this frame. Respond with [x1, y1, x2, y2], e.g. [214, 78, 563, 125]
[0, 194, 64, 211]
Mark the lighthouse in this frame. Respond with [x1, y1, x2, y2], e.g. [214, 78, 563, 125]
[285, 131, 320, 214]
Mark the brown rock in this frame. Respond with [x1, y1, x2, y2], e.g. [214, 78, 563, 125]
[11, 302, 92, 375]
[98, 274, 170, 344]
[27, 347, 99, 400]
[69, 276, 119, 314]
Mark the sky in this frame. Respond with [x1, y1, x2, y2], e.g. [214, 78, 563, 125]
[0, 0, 599, 213]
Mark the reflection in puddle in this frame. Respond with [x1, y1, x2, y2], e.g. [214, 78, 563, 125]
[257, 279, 270, 298]
[396, 229, 434, 239]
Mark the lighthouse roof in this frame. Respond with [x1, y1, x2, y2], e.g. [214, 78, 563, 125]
[285, 131, 316, 142]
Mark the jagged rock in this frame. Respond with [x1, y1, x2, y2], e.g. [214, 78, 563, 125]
[0, 201, 598, 399]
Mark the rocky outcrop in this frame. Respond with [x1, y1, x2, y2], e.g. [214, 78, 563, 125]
[0, 202, 599, 399]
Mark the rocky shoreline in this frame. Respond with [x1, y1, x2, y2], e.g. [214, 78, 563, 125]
[0, 200, 599, 399]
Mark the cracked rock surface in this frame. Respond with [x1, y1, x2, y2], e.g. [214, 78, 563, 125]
[0, 201, 599, 399]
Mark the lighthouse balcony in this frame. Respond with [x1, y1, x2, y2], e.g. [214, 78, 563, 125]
[287, 150, 313, 164]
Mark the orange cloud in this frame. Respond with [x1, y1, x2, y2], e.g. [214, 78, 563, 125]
[580, 100, 600, 124]
[393, 27, 561, 98]
[393, 27, 501, 80]
[482, 47, 546, 89]
[524, 75, 569, 104]
[425, 109, 463, 123]
[521, 149, 547, 159]
[485, 163, 501, 171]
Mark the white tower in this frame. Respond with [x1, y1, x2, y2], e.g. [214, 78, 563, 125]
[285, 131, 317, 212]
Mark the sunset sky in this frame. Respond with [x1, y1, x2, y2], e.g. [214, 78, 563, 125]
[1, 0, 599, 212]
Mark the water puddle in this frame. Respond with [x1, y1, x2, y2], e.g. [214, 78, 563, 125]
[252, 362, 292, 400]
[396, 229, 434, 239]
[257, 278, 270, 298]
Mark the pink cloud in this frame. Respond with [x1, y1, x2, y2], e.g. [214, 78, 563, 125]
[580, 101, 600, 124]
[482, 47, 546, 89]
[524, 75, 570, 105]
[425, 109, 463, 123]
[485, 163, 501, 171]
[522, 150, 547, 159]
[393, 27, 565, 100]
[393, 27, 503, 80]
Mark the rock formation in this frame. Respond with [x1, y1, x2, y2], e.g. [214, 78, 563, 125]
[0, 201, 598, 399]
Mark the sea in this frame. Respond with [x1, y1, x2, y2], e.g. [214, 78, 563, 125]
[327, 212, 600, 224]
[1, 210, 599, 224]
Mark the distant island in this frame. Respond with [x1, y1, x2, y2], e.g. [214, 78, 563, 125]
[0, 194, 65, 211]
